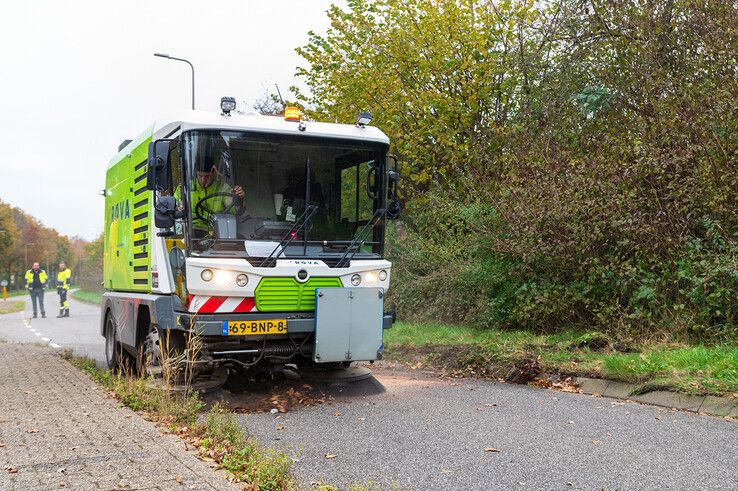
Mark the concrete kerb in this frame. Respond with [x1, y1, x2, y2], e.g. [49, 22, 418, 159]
[574, 376, 737, 418]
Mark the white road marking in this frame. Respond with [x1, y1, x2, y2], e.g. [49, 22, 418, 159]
[49, 343, 61, 348]
[34, 332, 42, 337]
[29, 328, 36, 332]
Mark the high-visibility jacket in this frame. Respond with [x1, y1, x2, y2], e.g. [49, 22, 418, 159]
[174, 177, 235, 230]
[25, 269, 48, 290]
[57, 268, 72, 290]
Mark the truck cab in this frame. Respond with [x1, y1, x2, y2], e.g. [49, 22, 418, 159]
[101, 103, 399, 387]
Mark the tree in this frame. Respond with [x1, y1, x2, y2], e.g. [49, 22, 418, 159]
[295, 0, 738, 341]
[0, 200, 18, 280]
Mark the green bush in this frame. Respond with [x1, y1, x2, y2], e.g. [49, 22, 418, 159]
[298, 0, 738, 343]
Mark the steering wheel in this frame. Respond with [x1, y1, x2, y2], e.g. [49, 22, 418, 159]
[194, 192, 244, 222]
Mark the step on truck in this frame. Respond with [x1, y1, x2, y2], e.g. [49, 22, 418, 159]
[101, 100, 400, 388]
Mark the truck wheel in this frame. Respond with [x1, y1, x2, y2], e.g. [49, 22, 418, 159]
[104, 313, 134, 372]
[104, 313, 121, 370]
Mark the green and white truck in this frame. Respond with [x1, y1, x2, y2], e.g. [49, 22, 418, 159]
[101, 99, 399, 388]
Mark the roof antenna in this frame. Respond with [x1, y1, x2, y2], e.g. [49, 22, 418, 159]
[274, 84, 285, 106]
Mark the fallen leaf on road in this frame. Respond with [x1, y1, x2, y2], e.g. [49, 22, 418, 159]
[26, 428, 40, 433]
[484, 447, 500, 453]
[276, 425, 285, 430]
[485, 403, 498, 407]
[175, 475, 183, 484]
[7, 467, 17, 474]
[0, 443, 5, 447]
[331, 412, 342, 417]
[592, 440, 601, 445]
[324, 453, 337, 459]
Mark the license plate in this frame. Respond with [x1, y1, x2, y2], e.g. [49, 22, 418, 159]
[222, 319, 288, 336]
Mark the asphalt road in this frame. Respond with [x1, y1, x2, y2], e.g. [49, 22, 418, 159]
[234, 367, 737, 490]
[1, 296, 735, 490]
[0, 291, 105, 363]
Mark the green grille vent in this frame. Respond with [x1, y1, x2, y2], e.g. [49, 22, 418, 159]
[255, 277, 343, 312]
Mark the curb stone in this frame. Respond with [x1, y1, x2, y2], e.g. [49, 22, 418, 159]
[700, 395, 738, 418]
[574, 377, 737, 418]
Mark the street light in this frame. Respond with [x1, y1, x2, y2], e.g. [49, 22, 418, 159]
[154, 52, 195, 110]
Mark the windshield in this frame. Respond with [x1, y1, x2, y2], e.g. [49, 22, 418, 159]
[180, 130, 387, 263]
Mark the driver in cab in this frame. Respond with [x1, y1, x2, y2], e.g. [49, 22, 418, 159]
[175, 158, 245, 235]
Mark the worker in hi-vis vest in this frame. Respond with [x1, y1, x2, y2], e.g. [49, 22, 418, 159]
[56, 262, 72, 317]
[25, 262, 48, 318]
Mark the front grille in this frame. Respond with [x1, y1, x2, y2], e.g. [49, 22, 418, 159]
[255, 277, 342, 312]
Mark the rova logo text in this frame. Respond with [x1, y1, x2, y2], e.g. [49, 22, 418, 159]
[111, 199, 130, 221]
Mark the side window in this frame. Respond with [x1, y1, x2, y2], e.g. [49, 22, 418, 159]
[340, 161, 374, 224]
[168, 141, 184, 237]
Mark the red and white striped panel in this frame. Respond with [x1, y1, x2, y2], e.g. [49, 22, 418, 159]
[188, 295, 257, 314]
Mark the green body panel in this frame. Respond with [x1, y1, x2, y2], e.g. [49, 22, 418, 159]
[255, 277, 343, 312]
[103, 124, 154, 292]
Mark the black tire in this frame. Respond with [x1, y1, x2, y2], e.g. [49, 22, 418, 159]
[104, 312, 135, 372]
[104, 312, 121, 370]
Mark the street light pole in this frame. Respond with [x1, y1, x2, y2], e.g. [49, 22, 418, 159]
[154, 53, 195, 110]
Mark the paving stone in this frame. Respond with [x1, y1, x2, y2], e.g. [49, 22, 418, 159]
[0, 343, 236, 491]
[630, 390, 704, 412]
[700, 396, 738, 418]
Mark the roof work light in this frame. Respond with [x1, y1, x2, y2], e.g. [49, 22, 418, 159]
[356, 111, 372, 127]
[284, 106, 301, 122]
[220, 96, 236, 115]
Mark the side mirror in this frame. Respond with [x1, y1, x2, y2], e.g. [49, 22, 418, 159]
[168, 246, 185, 271]
[146, 140, 172, 191]
[366, 162, 379, 199]
[387, 168, 400, 219]
[154, 195, 177, 230]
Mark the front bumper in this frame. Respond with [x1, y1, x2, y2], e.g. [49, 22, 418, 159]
[175, 311, 394, 336]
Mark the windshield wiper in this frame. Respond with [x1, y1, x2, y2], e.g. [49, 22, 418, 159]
[335, 208, 386, 268]
[259, 205, 318, 267]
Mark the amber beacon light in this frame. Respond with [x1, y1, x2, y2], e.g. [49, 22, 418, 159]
[284, 106, 301, 122]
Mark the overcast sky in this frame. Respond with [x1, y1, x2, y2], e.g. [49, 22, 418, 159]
[0, 0, 341, 240]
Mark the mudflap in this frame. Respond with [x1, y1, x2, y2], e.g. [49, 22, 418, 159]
[313, 287, 384, 363]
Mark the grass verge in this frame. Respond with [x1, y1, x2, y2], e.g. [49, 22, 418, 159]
[62, 352, 296, 490]
[71, 289, 103, 305]
[0, 300, 24, 315]
[3, 289, 31, 298]
[384, 322, 738, 397]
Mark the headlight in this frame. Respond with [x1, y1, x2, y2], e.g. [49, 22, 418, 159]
[378, 270, 387, 281]
[365, 271, 377, 284]
[201, 269, 213, 282]
[350, 274, 361, 286]
[236, 274, 248, 287]
[214, 270, 231, 285]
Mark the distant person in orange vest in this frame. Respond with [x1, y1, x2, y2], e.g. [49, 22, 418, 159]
[24, 262, 48, 318]
[56, 262, 72, 317]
